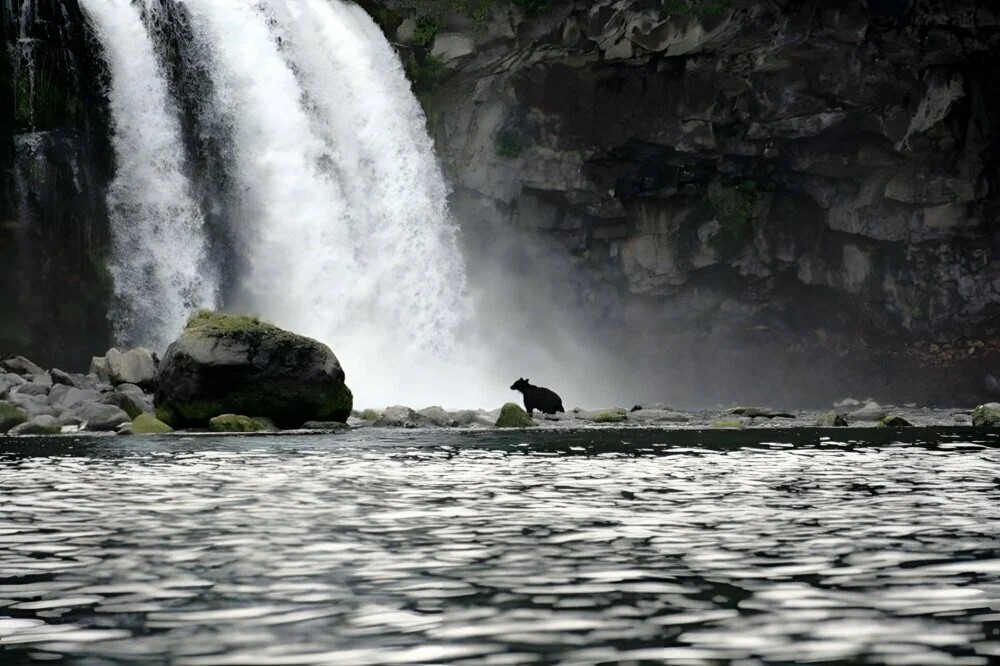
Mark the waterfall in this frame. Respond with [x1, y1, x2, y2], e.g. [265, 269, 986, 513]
[76, 0, 473, 405]
[155, 0, 470, 405]
[79, 0, 216, 351]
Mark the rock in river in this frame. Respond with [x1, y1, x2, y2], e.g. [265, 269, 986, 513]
[154, 311, 353, 429]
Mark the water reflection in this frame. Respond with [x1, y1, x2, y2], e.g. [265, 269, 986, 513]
[0, 431, 998, 664]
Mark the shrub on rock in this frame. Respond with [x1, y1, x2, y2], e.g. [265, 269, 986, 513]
[155, 311, 353, 429]
[495, 402, 535, 428]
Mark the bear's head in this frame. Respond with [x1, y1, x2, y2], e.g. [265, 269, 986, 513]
[510, 378, 530, 392]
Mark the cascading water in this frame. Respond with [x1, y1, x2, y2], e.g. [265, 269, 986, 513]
[79, 0, 216, 351]
[77, 0, 483, 406]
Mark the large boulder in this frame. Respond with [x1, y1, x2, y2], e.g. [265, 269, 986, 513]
[154, 311, 353, 429]
[495, 403, 535, 428]
[972, 403, 1000, 427]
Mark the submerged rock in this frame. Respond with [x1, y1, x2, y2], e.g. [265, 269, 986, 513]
[0, 401, 28, 433]
[972, 403, 1000, 427]
[154, 311, 353, 429]
[495, 402, 535, 428]
[301, 421, 350, 431]
[132, 413, 173, 434]
[209, 414, 267, 433]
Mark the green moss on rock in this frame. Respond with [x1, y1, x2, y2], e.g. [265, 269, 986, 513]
[133, 413, 173, 434]
[593, 410, 627, 423]
[0, 401, 28, 433]
[496, 402, 535, 428]
[210, 414, 267, 433]
[972, 403, 1000, 427]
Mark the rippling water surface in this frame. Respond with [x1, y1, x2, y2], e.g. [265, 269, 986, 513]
[1, 429, 999, 665]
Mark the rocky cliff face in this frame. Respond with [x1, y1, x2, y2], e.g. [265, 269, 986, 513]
[1, 0, 113, 370]
[366, 0, 1000, 405]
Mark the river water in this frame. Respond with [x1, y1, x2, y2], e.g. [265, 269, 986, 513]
[1, 429, 999, 665]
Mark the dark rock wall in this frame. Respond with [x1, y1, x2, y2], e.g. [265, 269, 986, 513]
[0, 0, 113, 371]
[370, 0, 1000, 405]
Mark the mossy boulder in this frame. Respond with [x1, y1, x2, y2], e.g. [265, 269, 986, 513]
[878, 415, 913, 428]
[496, 402, 535, 428]
[132, 413, 173, 434]
[972, 403, 1000, 427]
[0, 401, 28, 433]
[209, 414, 267, 433]
[154, 311, 353, 429]
[818, 411, 849, 427]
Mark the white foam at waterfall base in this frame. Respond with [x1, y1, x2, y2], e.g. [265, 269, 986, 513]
[80, 0, 216, 351]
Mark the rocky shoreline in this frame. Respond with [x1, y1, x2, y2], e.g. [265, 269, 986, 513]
[0, 327, 1000, 437]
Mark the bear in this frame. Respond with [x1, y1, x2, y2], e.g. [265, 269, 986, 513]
[510, 378, 565, 416]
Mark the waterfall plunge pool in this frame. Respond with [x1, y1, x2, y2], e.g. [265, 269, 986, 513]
[1, 429, 999, 665]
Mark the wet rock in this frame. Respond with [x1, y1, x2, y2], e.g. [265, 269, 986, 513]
[116, 425, 135, 436]
[452, 410, 496, 427]
[209, 414, 268, 433]
[50, 368, 83, 388]
[8, 393, 59, 419]
[629, 409, 692, 423]
[0, 401, 28, 433]
[727, 407, 796, 419]
[155, 311, 352, 429]
[496, 403, 535, 428]
[1, 355, 45, 376]
[358, 409, 382, 421]
[418, 406, 456, 427]
[376, 405, 427, 428]
[100, 388, 154, 419]
[849, 401, 888, 421]
[9, 415, 61, 436]
[132, 413, 174, 434]
[105, 347, 157, 387]
[0, 373, 27, 398]
[972, 403, 1000, 427]
[49, 385, 102, 411]
[12, 382, 51, 397]
[818, 411, 849, 427]
[71, 403, 131, 432]
[301, 421, 350, 431]
[879, 415, 914, 427]
[579, 409, 628, 423]
[630, 403, 675, 412]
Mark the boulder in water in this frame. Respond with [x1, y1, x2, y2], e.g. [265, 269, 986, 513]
[376, 405, 427, 428]
[495, 403, 535, 428]
[0, 401, 28, 433]
[817, 411, 849, 427]
[878, 415, 913, 428]
[972, 403, 1000, 427]
[9, 415, 61, 436]
[155, 311, 353, 429]
[209, 414, 268, 433]
[133, 413, 174, 434]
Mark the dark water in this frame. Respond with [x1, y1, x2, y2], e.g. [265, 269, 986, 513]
[1, 429, 999, 665]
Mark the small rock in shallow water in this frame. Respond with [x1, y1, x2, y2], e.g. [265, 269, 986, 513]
[132, 413, 174, 434]
[209, 414, 268, 433]
[972, 403, 1000, 427]
[0, 401, 28, 433]
[301, 421, 349, 431]
[879, 415, 913, 427]
[495, 403, 535, 428]
[727, 407, 796, 419]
